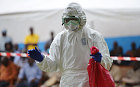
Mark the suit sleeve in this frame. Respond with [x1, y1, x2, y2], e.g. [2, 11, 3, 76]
[93, 32, 113, 70]
[36, 33, 62, 72]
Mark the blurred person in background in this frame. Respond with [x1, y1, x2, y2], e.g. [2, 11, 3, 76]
[110, 41, 124, 65]
[110, 41, 133, 86]
[24, 27, 39, 50]
[126, 42, 137, 57]
[5, 42, 14, 61]
[136, 46, 140, 57]
[117, 46, 131, 66]
[125, 42, 138, 72]
[110, 41, 119, 56]
[0, 56, 19, 87]
[120, 61, 140, 87]
[28, 3, 113, 87]
[13, 43, 20, 52]
[5, 42, 13, 52]
[121, 42, 140, 87]
[41, 71, 61, 87]
[0, 29, 12, 52]
[16, 58, 42, 87]
[13, 43, 21, 66]
[44, 31, 54, 54]
[14, 49, 28, 68]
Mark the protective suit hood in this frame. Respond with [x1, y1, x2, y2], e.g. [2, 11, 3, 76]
[62, 3, 86, 31]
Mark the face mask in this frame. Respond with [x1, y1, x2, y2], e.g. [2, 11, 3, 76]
[65, 20, 80, 31]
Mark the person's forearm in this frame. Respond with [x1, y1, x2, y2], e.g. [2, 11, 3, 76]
[36, 54, 57, 72]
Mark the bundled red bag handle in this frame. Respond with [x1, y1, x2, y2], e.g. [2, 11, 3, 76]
[87, 46, 115, 87]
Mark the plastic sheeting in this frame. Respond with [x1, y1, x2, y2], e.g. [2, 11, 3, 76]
[0, 9, 140, 43]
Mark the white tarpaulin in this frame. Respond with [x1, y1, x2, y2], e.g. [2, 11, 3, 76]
[1, 0, 140, 14]
[0, 0, 140, 53]
[0, 9, 140, 43]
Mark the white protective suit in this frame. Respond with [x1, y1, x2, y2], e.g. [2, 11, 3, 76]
[36, 3, 113, 87]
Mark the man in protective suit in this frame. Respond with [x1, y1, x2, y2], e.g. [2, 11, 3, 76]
[28, 3, 113, 87]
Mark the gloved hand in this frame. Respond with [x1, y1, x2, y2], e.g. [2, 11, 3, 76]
[90, 46, 102, 62]
[28, 47, 44, 62]
[90, 52, 102, 62]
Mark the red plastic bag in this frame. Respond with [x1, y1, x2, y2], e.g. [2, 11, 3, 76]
[87, 46, 115, 87]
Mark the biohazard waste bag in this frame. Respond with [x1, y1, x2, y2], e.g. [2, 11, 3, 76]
[87, 46, 115, 87]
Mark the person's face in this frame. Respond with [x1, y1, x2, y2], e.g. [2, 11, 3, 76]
[2, 32, 6, 37]
[63, 16, 80, 31]
[1, 57, 9, 67]
[113, 42, 118, 49]
[30, 28, 33, 35]
[51, 32, 54, 37]
[14, 44, 18, 51]
[28, 58, 34, 66]
[51, 32, 54, 40]
[131, 42, 136, 50]
[5, 44, 11, 51]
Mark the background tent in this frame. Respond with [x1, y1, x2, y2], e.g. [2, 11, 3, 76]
[0, 0, 140, 53]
